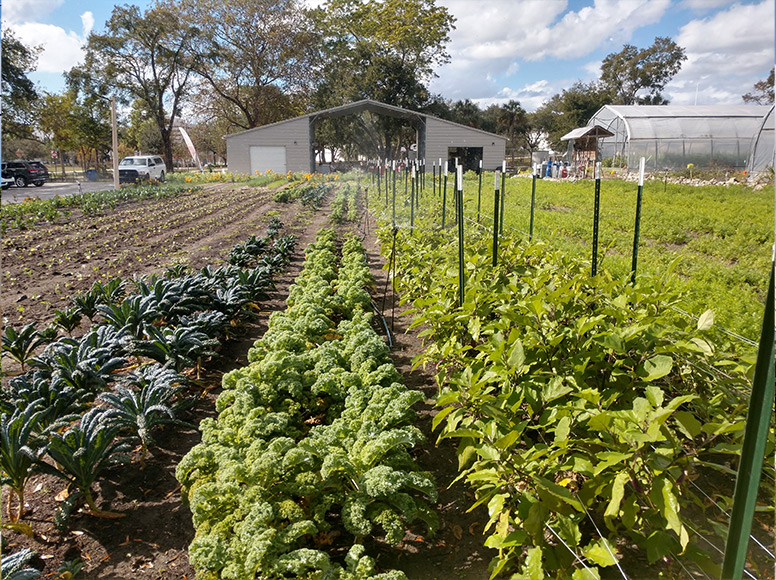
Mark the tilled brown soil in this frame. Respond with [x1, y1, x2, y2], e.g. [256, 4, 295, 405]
[1, 181, 494, 579]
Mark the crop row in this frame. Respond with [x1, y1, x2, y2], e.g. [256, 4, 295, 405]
[0, 221, 297, 564]
[367, 190, 770, 579]
[176, 229, 436, 580]
[331, 183, 360, 224]
[0, 183, 206, 233]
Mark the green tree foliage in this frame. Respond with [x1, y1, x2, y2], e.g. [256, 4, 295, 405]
[169, 0, 320, 131]
[79, 4, 197, 171]
[1, 29, 39, 141]
[37, 92, 78, 176]
[533, 81, 612, 151]
[743, 67, 774, 105]
[599, 36, 686, 105]
[311, 0, 455, 159]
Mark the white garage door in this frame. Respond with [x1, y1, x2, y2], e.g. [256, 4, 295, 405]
[250, 146, 287, 174]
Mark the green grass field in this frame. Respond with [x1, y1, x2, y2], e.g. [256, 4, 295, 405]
[449, 174, 773, 344]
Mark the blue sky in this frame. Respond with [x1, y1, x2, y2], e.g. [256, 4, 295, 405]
[3, 0, 774, 112]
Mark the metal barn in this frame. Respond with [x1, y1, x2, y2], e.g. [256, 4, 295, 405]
[225, 99, 507, 175]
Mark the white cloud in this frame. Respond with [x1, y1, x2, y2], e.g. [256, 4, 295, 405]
[8, 11, 93, 75]
[2, 0, 64, 24]
[439, 0, 671, 63]
[678, 0, 737, 12]
[474, 80, 565, 111]
[666, 1, 774, 104]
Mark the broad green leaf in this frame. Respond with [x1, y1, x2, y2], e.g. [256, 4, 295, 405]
[638, 355, 673, 381]
[469, 316, 482, 341]
[598, 333, 624, 353]
[508, 339, 525, 370]
[593, 452, 633, 475]
[554, 416, 571, 443]
[660, 477, 685, 545]
[572, 568, 601, 580]
[690, 337, 713, 355]
[604, 472, 630, 519]
[674, 411, 702, 439]
[645, 530, 675, 563]
[495, 429, 521, 450]
[697, 309, 714, 331]
[555, 513, 582, 547]
[432, 406, 456, 431]
[517, 546, 544, 580]
[495, 510, 510, 537]
[542, 376, 573, 403]
[584, 539, 618, 567]
[644, 386, 664, 408]
[441, 428, 483, 440]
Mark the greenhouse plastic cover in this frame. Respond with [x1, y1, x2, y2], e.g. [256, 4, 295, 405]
[588, 105, 772, 170]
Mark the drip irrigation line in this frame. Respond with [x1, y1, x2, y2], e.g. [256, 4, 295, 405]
[371, 300, 393, 348]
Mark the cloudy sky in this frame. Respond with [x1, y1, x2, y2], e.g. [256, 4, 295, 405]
[3, 0, 774, 112]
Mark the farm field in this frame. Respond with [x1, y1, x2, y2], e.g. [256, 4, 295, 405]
[0, 176, 493, 580]
[463, 174, 773, 344]
[1, 170, 773, 580]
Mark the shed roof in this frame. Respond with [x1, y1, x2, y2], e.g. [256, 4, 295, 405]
[561, 125, 614, 141]
[224, 99, 506, 141]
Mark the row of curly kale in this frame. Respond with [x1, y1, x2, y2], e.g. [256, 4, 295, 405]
[175, 229, 438, 580]
[0, 220, 296, 528]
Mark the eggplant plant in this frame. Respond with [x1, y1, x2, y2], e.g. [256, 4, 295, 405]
[98, 365, 193, 464]
[0, 406, 47, 521]
[37, 407, 132, 516]
[2, 323, 46, 372]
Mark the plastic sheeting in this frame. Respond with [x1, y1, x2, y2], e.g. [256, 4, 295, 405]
[587, 105, 772, 170]
[747, 105, 774, 175]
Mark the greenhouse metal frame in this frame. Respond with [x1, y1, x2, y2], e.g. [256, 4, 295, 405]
[587, 105, 772, 171]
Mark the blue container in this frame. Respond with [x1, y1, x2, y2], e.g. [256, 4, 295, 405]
[545, 160, 552, 177]
[86, 169, 97, 181]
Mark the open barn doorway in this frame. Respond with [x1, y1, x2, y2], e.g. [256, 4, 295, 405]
[447, 146, 483, 173]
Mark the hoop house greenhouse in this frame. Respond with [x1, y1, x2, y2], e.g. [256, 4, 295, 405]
[587, 105, 772, 171]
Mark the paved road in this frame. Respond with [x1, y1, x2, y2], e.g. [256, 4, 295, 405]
[1, 180, 117, 205]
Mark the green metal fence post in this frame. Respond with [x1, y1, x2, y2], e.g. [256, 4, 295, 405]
[592, 162, 601, 276]
[529, 166, 537, 242]
[442, 162, 448, 229]
[500, 161, 506, 235]
[492, 169, 500, 267]
[477, 159, 483, 223]
[721, 266, 775, 579]
[630, 157, 645, 285]
[410, 164, 415, 235]
[457, 166, 465, 307]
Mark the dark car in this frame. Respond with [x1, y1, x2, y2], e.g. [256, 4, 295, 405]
[1, 160, 49, 187]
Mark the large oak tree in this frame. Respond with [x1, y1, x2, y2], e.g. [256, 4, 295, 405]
[78, 3, 198, 171]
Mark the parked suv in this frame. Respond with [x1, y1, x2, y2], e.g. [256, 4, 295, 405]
[1, 160, 49, 187]
[118, 155, 167, 184]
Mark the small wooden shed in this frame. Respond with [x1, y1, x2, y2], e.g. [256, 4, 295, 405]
[561, 125, 614, 177]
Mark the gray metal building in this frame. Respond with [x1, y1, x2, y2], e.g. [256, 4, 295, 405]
[225, 99, 507, 175]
